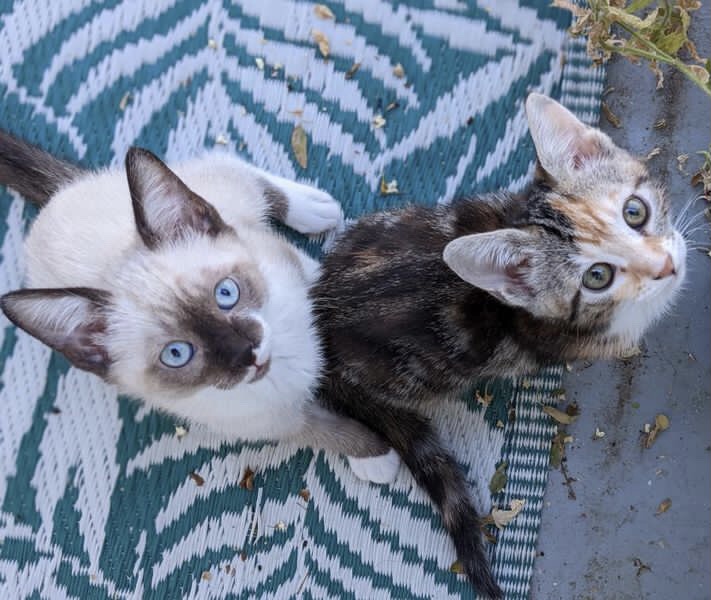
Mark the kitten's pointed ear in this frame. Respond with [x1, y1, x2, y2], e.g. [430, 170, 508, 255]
[525, 93, 609, 181]
[125, 147, 227, 248]
[443, 229, 536, 307]
[1, 288, 112, 377]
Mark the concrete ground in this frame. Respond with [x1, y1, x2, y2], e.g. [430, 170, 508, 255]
[530, 10, 711, 600]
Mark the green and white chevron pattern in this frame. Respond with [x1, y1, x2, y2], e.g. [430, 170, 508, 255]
[0, 1, 604, 598]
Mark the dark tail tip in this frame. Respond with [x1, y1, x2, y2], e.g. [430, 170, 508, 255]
[454, 526, 503, 598]
[0, 129, 82, 205]
[467, 557, 503, 599]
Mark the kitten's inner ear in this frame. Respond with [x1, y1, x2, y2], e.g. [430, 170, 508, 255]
[0, 288, 112, 377]
[525, 93, 606, 180]
[125, 147, 227, 248]
[443, 229, 536, 308]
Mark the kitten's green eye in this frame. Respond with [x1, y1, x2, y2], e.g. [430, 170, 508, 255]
[215, 277, 240, 309]
[623, 196, 648, 228]
[582, 263, 614, 290]
[160, 341, 194, 368]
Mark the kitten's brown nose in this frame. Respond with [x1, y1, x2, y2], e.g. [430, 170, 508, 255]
[654, 254, 676, 280]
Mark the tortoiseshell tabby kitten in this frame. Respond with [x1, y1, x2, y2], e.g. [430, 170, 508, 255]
[313, 94, 686, 598]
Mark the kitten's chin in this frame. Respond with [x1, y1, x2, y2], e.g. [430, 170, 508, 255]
[606, 275, 683, 351]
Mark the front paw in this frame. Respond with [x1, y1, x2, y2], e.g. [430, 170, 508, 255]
[280, 180, 344, 234]
[347, 449, 400, 484]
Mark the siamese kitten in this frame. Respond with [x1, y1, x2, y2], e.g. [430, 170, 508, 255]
[0, 132, 398, 481]
[313, 94, 687, 598]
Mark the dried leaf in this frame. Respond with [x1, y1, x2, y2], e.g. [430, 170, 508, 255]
[475, 389, 493, 407]
[385, 101, 400, 113]
[495, 419, 505, 428]
[653, 118, 667, 130]
[392, 63, 405, 78]
[601, 101, 622, 128]
[650, 61, 664, 89]
[645, 147, 661, 161]
[239, 467, 255, 490]
[313, 4, 335, 20]
[311, 30, 330, 58]
[489, 462, 508, 495]
[372, 114, 386, 129]
[490, 499, 526, 529]
[190, 471, 205, 486]
[118, 92, 132, 112]
[655, 498, 671, 515]
[298, 488, 311, 502]
[201, 570, 212, 581]
[619, 345, 642, 359]
[542, 405, 578, 425]
[642, 413, 670, 448]
[450, 560, 465, 574]
[379, 177, 399, 195]
[677, 153, 690, 173]
[655, 414, 670, 431]
[550, 432, 566, 468]
[345, 62, 361, 79]
[691, 148, 711, 197]
[291, 125, 308, 169]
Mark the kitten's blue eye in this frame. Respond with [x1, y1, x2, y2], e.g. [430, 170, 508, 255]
[623, 196, 648, 228]
[582, 263, 614, 291]
[160, 341, 194, 368]
[214, 277, 240, 309]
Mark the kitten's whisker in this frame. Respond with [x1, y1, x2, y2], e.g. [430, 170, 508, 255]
[674, 193, 705, 226]
[677, 210, 709, 232]
[676, 213, 707, 236]
[681, 225, 710, 240]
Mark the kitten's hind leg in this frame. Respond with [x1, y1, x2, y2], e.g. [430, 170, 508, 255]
[174, 152, 343, 234]
[173, 152, 343, 234]
[298, 402, 401, 484]
[259, 172, 344, 235]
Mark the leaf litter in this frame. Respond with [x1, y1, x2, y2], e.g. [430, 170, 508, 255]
[655, 498, 672, 515]
[641, 413, 670, 448]
[311, 30, 330, 58]
[313, 4, 335, 20]
[488, 462, 507, 495]
[239, 467, 255, 490]
[291, 126, 308, 169]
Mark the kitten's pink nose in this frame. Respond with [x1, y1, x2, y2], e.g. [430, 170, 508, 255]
[654, 254, 676, 280]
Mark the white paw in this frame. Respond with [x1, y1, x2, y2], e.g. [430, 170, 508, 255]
[279, 179, 344, 234]
[347, 449, 401, 484]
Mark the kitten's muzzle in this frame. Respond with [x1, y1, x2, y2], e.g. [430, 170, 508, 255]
[654, 253, 676, 280]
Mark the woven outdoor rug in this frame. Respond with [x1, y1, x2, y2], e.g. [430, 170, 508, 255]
[0, 1, 604, 598]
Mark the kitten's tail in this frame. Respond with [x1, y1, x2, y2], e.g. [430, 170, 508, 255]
[0, 129, 82, 206]
[329, 391, 503, 599]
